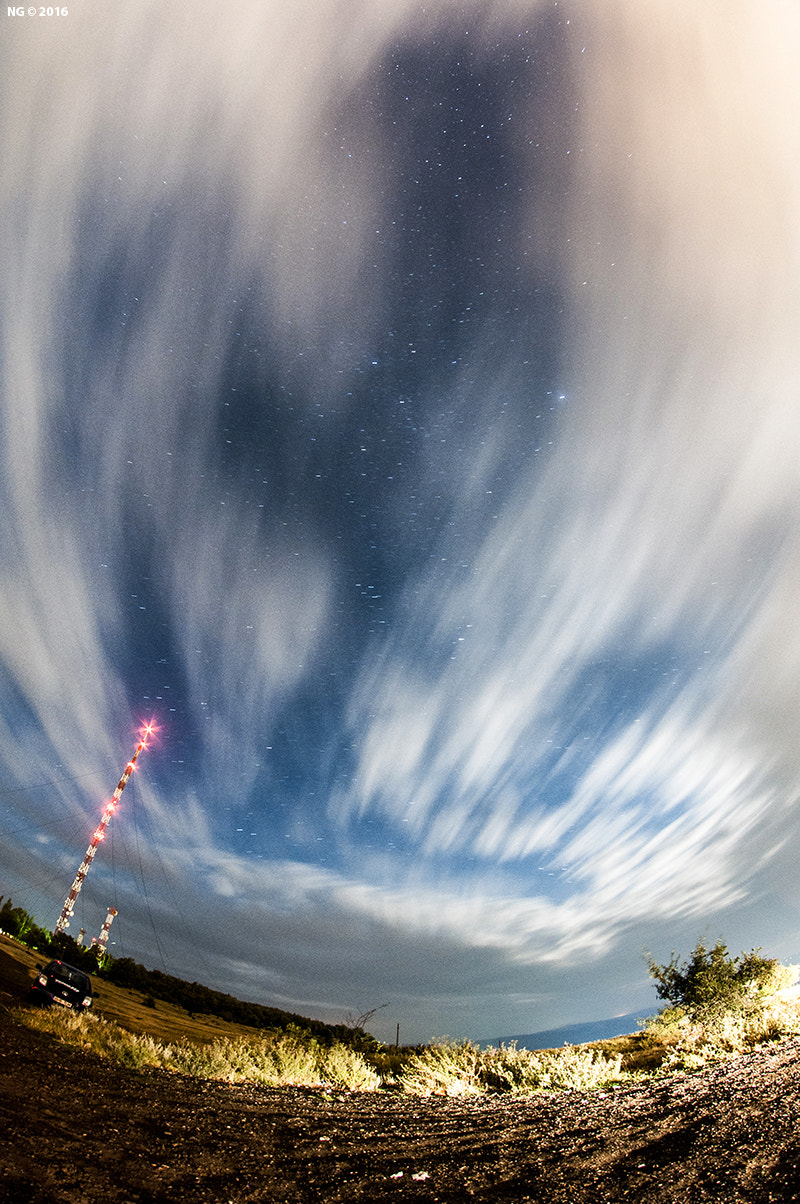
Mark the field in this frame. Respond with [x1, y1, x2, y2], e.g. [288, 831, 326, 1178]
[2, 934, 800, 1202]
[0, 933, 276, 1046]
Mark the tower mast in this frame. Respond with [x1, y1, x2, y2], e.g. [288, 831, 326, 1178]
[92, 906, 118, 954]
[54, 724, 153, 936]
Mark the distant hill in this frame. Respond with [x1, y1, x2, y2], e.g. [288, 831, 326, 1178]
[484, 1010, 649, 1051]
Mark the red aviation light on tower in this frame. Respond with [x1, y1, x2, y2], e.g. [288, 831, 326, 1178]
[140, 718, 158, 743]
[54, 725, 157, 936]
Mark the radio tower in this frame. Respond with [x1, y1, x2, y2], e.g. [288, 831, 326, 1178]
[54, 723, 154, 936]
[91, 907, 118, 953]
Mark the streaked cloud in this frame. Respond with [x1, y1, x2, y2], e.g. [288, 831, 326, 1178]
[2, 0, 800, 1043]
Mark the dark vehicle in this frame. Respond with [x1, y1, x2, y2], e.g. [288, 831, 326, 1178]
[29, 960, 93, 1011]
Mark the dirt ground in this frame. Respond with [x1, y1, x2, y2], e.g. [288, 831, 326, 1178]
[2, 954, 800, 1202]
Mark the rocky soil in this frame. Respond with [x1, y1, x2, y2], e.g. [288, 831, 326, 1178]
[2, 974, 800, 1201]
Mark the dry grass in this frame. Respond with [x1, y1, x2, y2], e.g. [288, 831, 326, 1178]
[13, 1006, 381, 1090]
[396, 1039, 626, 1096]
[1, 932, 280, 1047]
[7, 932, 800, 1102]
[91, 973, 272, 1046]
[638, 997, 800, 1072]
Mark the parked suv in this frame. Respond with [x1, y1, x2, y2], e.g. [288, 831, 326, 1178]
[30, 960, 93, 1011]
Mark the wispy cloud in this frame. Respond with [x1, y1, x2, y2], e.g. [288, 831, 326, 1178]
[2, 0, 800, 1042]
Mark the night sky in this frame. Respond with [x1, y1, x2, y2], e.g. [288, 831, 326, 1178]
[2, 0, 800, 1045]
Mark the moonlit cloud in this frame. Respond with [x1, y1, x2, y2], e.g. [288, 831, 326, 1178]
[2, 0, 800, 1043]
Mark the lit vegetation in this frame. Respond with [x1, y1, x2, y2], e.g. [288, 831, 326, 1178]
[15, 1007, 627, 1096]
[14, 1009, 381, 1090]
[397, 1040, 624, 1096]
[7, 892, 800, 1093]
[641, 938, 800, 1071]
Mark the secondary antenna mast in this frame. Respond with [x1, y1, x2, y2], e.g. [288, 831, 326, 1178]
[54, 723, 154, 936]
[92, 906, 118, 953]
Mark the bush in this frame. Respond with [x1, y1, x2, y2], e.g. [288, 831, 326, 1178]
[646, 938, 795, 1023]
[482, 1043, 623, 1093]
[643, 939, 799, 1070]
[319, 1042, 380, 1091]
[398, 1041, 482, 1096]
[513, 1045, 622, 1092]
[397, 1040, 625, 1096]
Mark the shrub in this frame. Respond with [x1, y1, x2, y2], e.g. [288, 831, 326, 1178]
[481, 1043, 623, 1093]
[167, 1037, 240, 1079]
[164, 1030, 379, 1089]
[512, 1045, 623, 1092]
[319, 1042, 380, 1091]
[642, 939, 800, 1071]
[398, 1041, 482, 1096]
[397, 1040, 625, 1096]
[638, 1005, 697, 1054]
[479, 1042, 539, 1092]
[14, 1009, 166, 1072]
[646, 939, 795, 1023]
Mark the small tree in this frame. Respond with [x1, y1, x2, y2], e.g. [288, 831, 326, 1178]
[646, 938, 794, 1022]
